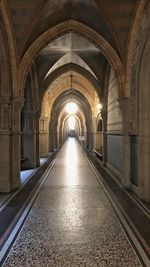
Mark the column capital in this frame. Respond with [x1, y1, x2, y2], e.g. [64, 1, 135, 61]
[0, 97, 10, 132]
[11, 96, 24, 106]
[0, 96, 11, 104]
[0, 96, 23, 134]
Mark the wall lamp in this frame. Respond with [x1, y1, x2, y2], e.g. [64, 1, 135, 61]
[97, 103, 102, 112]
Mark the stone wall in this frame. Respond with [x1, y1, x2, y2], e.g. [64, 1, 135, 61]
[128, 2, 150, 200]
[107, 68, 122, 133]
[106, 68, 123, 174]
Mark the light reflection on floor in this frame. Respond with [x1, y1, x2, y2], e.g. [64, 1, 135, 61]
[65, 138, 78, 185]
[2, 139, 143, 267]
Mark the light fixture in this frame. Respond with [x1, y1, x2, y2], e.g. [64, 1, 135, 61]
[65, 102, 77, 114]
[97, 103, 102, 112]
[70, 73, 73, 95]
[65, 73, 78, 114]
[69, 72, 75, 100]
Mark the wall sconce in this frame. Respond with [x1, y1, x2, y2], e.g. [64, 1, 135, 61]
[97, 103, 102, 112]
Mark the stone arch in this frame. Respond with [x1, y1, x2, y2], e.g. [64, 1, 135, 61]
[125, 0, 149, 97]
[0, 22, 12, 96]
[18, 20, 124, 98]
[127, 1, 150, 134]
[41, 63, 102, 100]
[58, 111, 84, 142]
[45, 51, 97, 79]
[49, 90, 93, 151]
[20, 0, 124, 59]
[0, 2, 18, 97]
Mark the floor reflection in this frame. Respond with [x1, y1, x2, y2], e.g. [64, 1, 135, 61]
[2, 138, 142, 267]
[65, 138, 78, 185]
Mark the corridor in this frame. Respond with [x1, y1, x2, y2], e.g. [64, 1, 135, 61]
[2, 138, 142, 267]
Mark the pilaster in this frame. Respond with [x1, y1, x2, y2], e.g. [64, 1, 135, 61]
[39, 116, 49, 156]
[0, 96, 23, 192]
[21, 110, 37, 169]
[118, 97, 130, 188]
[101, 110, 107, 166]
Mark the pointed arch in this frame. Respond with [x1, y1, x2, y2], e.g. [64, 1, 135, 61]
[18, 20, 124, 98]
[41, 63, 102, 101]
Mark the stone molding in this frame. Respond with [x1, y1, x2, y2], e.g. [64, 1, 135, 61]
[0, 96, 23, 134]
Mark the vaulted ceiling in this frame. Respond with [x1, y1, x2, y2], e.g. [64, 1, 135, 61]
[6, 0, 140, 108]
[8, 0, 137, 57]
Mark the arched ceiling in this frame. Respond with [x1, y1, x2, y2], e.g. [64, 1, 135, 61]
[6, 0, 144, 101]
[7, 0, 138, 60]
[43, 87, 93, 125]
[41, 63, 102, 99]
[48, 90, 93, 139]
[41, 70, 99, 118]
[60, 113, 84, 135]
[36, 33, 98, 79]
[35, 32, 107, 89]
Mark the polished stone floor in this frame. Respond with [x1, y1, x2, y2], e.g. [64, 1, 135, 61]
[3, 138, 142, 266]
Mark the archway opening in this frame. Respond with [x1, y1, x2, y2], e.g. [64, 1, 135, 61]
[65, 102, 78, 115]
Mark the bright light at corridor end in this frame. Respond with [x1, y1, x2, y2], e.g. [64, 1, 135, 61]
[68, 116, 76, 130]
[65, 102, 78, 114]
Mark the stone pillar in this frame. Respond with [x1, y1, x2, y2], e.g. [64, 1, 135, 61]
[35, 112, 40, 167]
[138, 114, 150, 201]
[56, 131, 59, 147]
[119, 98, 131, 188]
[0, 97, 23, 192]
[59, 127, 62, 146]
[138, 38, 150, 201]
[49, 119, 58, 152]
[49, 120, 54, 152]
[101, 111, 107, 166]
[138, 80, 150, 201]
[93, 132, 102, 151]
[21, 110, 37, 169]
[39, 117, 49, 157]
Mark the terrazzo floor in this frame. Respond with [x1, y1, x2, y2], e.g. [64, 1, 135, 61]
[2, 138, 143, 267]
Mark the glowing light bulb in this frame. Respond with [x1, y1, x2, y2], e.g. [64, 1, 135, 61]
[97, 103, 102, 112]
[65, 102, 78, 114]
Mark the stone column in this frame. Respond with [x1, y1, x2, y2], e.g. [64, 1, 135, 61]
[138, 111, 150, 201]
[0, 96, 23, 192]
[56, 131, 59, 148]
[35, 112, 40, 167]
[138, 38, 150, 201]
[49, 119, 54, 152]
[93, 133, 102, 151]
[101, 111, 107, 166]
[119, 98, 131, 188]
[59, 127, 62, 146]
[138, 80, 150, 201]
[21, 110, 37, 169]
[39, 117, 49, 157]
